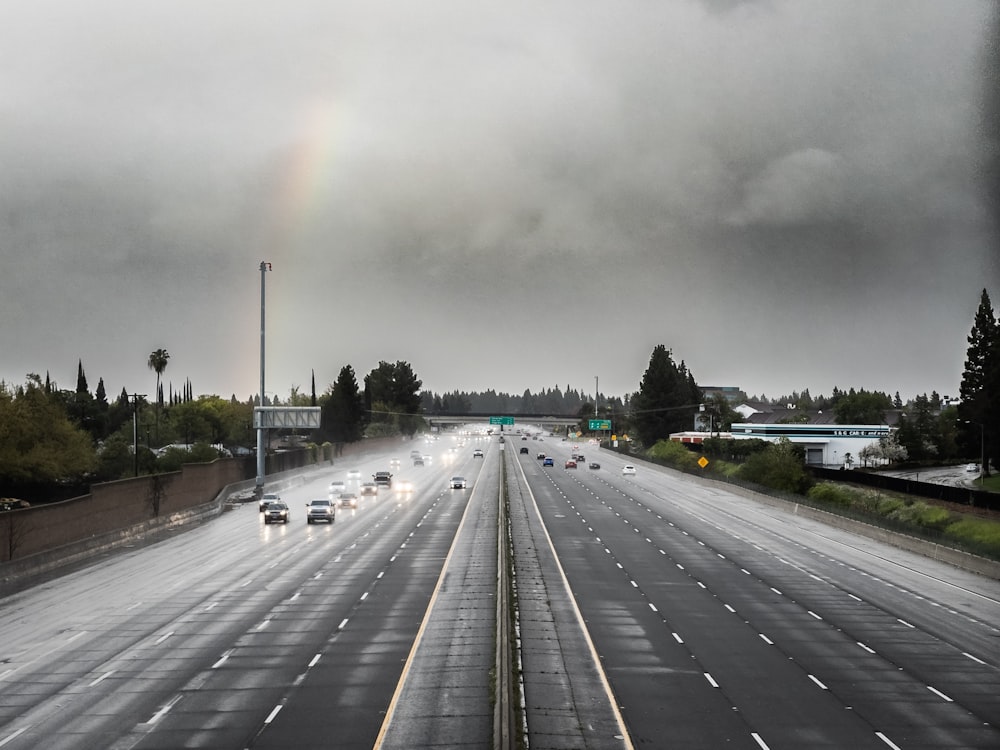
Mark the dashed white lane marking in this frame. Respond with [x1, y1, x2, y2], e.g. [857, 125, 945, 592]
[88, 670, 115, 686]
[0, 727, 31, 747]
[927, 685, 953, 702]
[808, 674, 828, 690]
[876, 731, 902, 749]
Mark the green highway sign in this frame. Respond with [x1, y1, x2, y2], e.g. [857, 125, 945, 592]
[489, 416, 515, 425]
[589, 419, 611, 430]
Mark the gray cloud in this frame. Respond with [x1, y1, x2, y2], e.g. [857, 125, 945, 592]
[1, 1, 997, 403]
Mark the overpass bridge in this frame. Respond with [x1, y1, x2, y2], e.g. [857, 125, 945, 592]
[423, 412, 580, 431]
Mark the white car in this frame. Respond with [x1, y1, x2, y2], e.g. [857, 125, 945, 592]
[259, 492, 281, 512]
[965, 463, 980, 473]
[329, 480, 346, 494]
[622, 465, 636, 475]
[306, 499, 336, 524]
[346, 469, 361, 480]
[450, 476, 467, 489]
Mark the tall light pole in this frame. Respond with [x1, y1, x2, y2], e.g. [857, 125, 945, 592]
[129, 393, 147, 477]
[594, 375, 599, 418]
[965, 420, 985, 486]
[256, 262, 272, 494]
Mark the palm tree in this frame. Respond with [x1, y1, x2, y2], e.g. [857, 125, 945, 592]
[148, 349, 170, 442]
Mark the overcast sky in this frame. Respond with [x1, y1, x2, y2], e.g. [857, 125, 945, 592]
[3, 1, 998, 405]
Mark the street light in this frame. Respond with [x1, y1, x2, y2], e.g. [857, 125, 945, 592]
[964, 420, 985, 487]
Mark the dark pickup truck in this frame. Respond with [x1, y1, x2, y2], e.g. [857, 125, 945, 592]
[373, 471, 393, 488]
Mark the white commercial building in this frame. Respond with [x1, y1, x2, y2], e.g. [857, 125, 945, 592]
[729, 423, 891, 466]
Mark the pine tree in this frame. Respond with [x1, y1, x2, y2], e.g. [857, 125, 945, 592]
[631, 345, 702, 446]
[322, 365, 366, 443]
[76, 359, 88, 394]
[958, 289, 999, 475]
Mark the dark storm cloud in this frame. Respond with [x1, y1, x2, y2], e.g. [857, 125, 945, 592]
[1, 1, 997, 403]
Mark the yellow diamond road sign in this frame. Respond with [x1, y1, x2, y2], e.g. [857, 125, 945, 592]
[698, 456, 709, 468]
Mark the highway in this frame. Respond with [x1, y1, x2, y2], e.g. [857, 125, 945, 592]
[0, 431, 997, 749]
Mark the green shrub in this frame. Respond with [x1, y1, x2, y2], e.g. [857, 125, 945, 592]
[944, 518, 1000, 554]
[807, 483, 855, 507]
[712, 460, 741, 478]
[736, 439, 813, 494]
[874, 496, 906, 516]
[647, 440, 699, 471]
[888, 501, 955, 531]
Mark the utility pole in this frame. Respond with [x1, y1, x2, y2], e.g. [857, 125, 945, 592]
[256, 262, 271, 495]
[129, 393, 147, 477]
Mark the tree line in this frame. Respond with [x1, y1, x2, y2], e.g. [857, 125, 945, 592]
[2, 286, 995, 502]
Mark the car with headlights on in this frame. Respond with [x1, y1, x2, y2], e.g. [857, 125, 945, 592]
[360, 482, 378, 496]
[346, 469, 361, 480]
[396, 479, 414, 492]
[263, 501, 289, 524]
[329, 480, 346, 494]
[337, 492, 358, 509]
[259, 492, 281, 512]
[473, 449, 484, 458]
[450, 476, 467, 489]
[306, 498, 335, 524]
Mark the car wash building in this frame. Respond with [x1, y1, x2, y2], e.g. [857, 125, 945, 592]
[729, 423, 892, 466]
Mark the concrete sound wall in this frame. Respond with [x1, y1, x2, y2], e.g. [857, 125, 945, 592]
[0, 457, 253, 564]
[0, 435, 410, 583]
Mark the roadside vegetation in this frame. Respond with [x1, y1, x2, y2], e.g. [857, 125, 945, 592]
[636, 436, 1000, 562]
